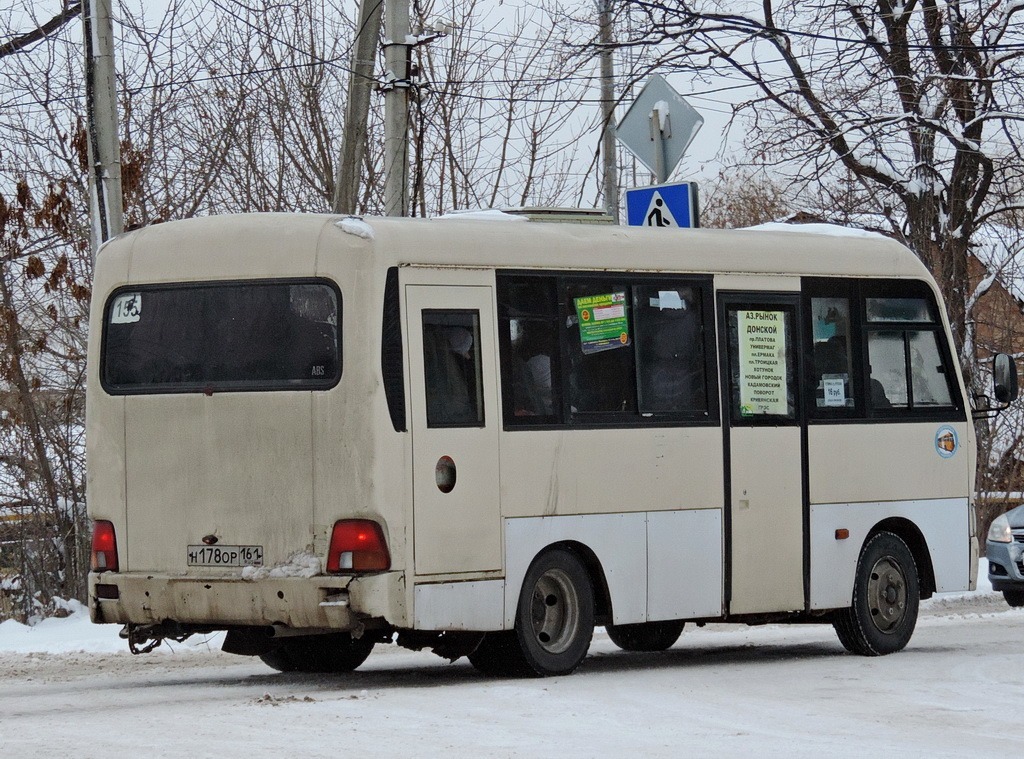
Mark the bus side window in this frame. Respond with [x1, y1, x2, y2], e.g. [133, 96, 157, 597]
[635, 285, 707, 414]
[909, 331, 953, 407]
[509, 319, 554, 416]
[565, 280, 637, 415]
[497, 275, 561, 423]
[865, 296, 955, 412]
[422, 310, 484, 427]
[868, 331, 908, 407]
[809, 297, 855, 410]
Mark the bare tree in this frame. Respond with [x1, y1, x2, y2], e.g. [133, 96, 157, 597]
[619, 1, 1024, 370]
[616, 1, 1024, 520]
[699, 164, 791, 228]
[0, 0, 616, 619]
[0, 1, 81, 60]
[0, 1, 149, 618]
[408, 0, 602, 215]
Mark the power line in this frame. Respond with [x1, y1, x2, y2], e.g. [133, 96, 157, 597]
[2, 5, 1022, 118]
[627, 1, 1024, 52]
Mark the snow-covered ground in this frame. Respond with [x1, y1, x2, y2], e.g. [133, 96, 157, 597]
[0, 564, 1020, 758]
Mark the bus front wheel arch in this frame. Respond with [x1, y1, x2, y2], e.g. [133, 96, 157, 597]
[868, 517, 936, 599]
[833, 530, 920, 656]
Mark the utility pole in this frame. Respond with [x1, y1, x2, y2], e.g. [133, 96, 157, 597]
[332, 0, 383, 214]
[598, 0, 619, 223]
[383, 0, 410, 217]
[82, 0, 124, 261]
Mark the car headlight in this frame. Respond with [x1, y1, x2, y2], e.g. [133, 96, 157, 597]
[989, 513, 1013, 543]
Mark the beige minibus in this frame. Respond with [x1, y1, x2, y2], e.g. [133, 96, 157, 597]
[86, 213, 1015, 676]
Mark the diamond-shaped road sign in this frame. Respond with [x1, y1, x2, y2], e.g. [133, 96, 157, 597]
[617, 75, 704, 182]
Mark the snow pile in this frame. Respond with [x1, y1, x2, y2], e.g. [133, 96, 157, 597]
[335, 217, 374, 240]
[240, 549, 321, 580]
[0, 599, 226, 655]
[434, 209, 527, 221]
[746, 221, 889, 239]
[0, 600, 124, 654]
[977, 560, 994, 593]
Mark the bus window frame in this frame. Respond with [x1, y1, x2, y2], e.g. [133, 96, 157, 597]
[801, 277, 965, 424]
[496, 270, 719, 431]
[801, 278, 865, 421]
[420, 307, 486, 429]
[721, 296, 802, 428]
[100, 277, 342, 396]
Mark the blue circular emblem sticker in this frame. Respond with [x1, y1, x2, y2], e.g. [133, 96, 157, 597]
[935, 426, 958, 459]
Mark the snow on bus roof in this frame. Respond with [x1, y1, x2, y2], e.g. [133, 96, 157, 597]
[434, 209, 528, 221]
[335, 217, 375, 240]
[745, 221, 890, 240]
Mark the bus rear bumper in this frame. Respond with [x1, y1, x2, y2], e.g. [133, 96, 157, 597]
[88, 571, 406, 631]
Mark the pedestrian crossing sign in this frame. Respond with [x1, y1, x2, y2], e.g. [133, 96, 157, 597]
[625, 182, 699, 228]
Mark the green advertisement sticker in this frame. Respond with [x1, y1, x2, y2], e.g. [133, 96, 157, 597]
[575, 292, 630, 354]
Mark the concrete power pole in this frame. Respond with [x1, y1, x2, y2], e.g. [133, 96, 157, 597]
[383, 0, 410, 217]
[83, 0, 124, 261]
[599, 0, 619, 223]
[332, 0, 383, 214]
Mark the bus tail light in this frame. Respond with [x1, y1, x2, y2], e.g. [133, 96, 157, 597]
[91, 520, 119, 572]
[326, 520, 390, 572]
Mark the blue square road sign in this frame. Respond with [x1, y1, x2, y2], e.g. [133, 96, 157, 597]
[625, 182, 699, 228]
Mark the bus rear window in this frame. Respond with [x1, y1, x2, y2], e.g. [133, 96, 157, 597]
[101, 280, 340, 393]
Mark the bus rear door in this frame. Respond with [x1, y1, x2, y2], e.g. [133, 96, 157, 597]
[406, 284, 502, 577]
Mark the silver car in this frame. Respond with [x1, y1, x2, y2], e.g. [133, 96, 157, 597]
[987, 504, 1024, 607]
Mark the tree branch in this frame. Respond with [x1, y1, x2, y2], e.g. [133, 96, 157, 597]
[0, 2, 83, 60]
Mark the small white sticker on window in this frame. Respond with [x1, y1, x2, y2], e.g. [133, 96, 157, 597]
[110, 293, 142, 324]
[823, 377, 846, 407]
[656, 290, 684, 310]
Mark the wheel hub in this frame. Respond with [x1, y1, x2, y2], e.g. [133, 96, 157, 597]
[866, 556, 907, 633]
[530, 568, 580, 655]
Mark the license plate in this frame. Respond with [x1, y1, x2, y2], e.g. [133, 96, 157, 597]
[187, 545, 264, 567]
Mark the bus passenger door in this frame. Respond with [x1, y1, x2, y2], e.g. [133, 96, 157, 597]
[719, 294, 806, 615]
[406, 285, 502, 576]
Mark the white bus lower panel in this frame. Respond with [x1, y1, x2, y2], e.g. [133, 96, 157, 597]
[809, 498, 970, 611]
[413, 580, 504, 631]
[504, 511, 722, 628]
[647, 510, 723, 621]
[409, 510, 724, 631]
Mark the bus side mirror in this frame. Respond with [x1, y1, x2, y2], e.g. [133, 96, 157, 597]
[994, 353, 1019, 404]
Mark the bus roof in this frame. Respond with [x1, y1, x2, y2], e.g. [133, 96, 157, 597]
[104, 213, 932, 283]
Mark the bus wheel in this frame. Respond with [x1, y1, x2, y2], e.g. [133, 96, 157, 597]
[1003, 590, 1024, 608]
[258, 633, 375, 673]
[514, 548, 595, 676]
[833, 531, 919, 656]
[606, 620, 685, 652]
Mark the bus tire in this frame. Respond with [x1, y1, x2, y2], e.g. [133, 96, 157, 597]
[606, 620, 685, 652]
[258, 632, 375, 673]
[833, 531, 919, 656]
[1003, 590, 1024, 608]
[477, 547, 594, 677]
